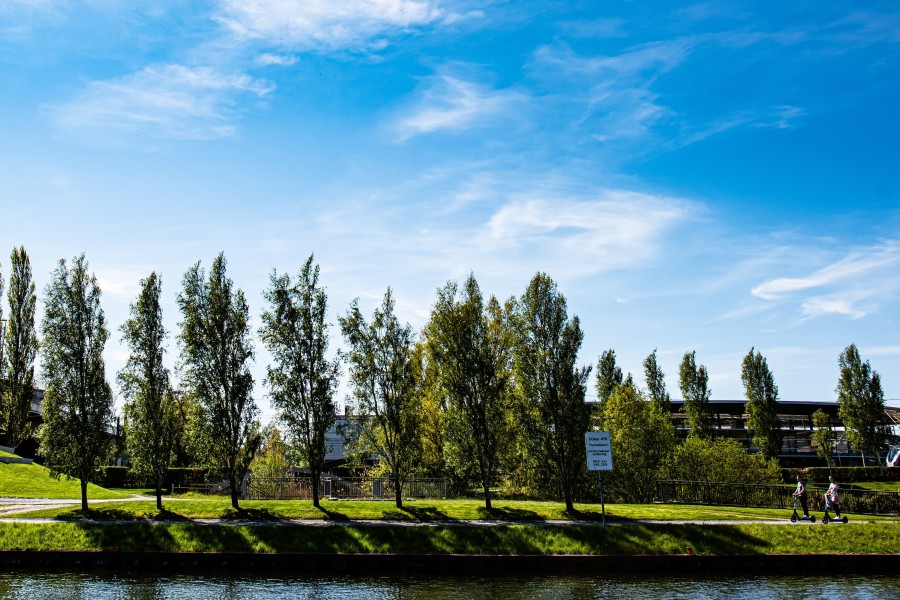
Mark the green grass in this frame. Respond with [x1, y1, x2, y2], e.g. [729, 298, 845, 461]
[9, 497, 893, 523]
[0, 460, 132, 500]
[0, 520, 897, 555]
[0, 450, 16, 458]
[846, 481, 900, 493]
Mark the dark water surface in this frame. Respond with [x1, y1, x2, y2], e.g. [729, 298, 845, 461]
[2, 572, 900, 600]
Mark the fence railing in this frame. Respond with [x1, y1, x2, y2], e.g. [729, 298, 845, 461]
[243, 476, 447, 500]
[656, 479, 900, 515]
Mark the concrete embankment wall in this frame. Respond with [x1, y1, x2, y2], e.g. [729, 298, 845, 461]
[1, 551, 898, 575]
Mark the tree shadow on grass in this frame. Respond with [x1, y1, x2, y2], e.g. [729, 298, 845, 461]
[315, 505, 350, 521]
[56, 507, 139, 521]
[221, 507, 283, 521]
[381, 505, 451, 521]
[476, 506, 545, 521]
[150, 508, 190, 521]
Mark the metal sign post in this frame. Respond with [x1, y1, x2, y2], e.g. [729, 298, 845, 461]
[585, 431, 613, 528]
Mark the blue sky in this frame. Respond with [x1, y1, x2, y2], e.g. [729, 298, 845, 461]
[2, 1, 899, 421]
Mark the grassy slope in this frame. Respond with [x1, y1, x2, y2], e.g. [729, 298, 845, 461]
[0, 521, 897, 555]
[0, 460, 130, 500]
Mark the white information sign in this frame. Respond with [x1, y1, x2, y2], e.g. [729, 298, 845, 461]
[585, 431, 612, 471]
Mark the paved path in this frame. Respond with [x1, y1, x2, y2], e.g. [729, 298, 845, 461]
[0, 495, 163, 516]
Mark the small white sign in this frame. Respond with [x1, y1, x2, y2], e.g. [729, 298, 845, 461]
[585, 431, 613, 471]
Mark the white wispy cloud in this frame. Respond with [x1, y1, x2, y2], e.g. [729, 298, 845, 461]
[751, 241, 900, 320]
[800, 297, 865, 320]
[530, 40, 692, 142]
[256, 53, 297, 67]
[216, 0, 443, 52]
[752, 242, 900, 300]
[481, 190, 693, 275]
[45, 64, 273, 146]
[391, 72, 528, 141]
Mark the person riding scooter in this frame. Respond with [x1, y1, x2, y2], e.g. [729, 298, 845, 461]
[793, 475, 811, 519]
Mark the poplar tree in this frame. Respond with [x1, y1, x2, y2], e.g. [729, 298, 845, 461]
[643, 348, 671, 413]
[679, 350, 714, 438]
[426, 273, 509, 510]
[260, 255, 340, 508]
[837, 344, 888, 466]
[741, 347, 782, 460]
[512, 273, 591, 512]
[339, 289, 420, 509]
[177, 253, 259, 509]
[0, 261, 5, 444]
[595, 348, 623, 414]
[118, 272, 175, 510]
[39, 254, 114, 511]
[2, 247, 39, 450]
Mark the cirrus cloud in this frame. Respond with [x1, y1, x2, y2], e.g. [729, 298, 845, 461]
[216, 0, 443, 52]
[45, 64, 273, 147]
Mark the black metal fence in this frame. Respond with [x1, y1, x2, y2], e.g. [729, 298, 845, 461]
[656, 480, 900, 515]
[243, 476, 447, 500]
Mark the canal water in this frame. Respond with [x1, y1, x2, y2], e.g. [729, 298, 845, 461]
[1, 572, 899, 599]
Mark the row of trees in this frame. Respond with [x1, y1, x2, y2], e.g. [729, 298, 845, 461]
[0, 247, 892, 512]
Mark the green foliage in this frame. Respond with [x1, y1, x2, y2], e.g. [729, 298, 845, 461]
[177, 253, 260, 509]
[248, 426, 293, 498]
[2, 246, 39, 450]
[118, 272, 176, 510]
[169, 391, 207, 468]
[678, 351, 714, 439]
[38, 254, 114, 511]
[643, 348, 670, 413]
[837, 344, 889, 465]
[251, 425, 292, 479]
[260, 255, 340, 507]
[741, 347, 782, 461]
[666, 437, 781, 485]
[511, 273, 592, 511]
[600, 382, 676, 503]
[425, 273, 510, 509]
[339, 288, 421, 508]
[811, 409, 835, 467]
[594, 348, 623, 413]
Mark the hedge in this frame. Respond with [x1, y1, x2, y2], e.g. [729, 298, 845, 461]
[97, 467, 209, 490]
[782, 466, 900, 485]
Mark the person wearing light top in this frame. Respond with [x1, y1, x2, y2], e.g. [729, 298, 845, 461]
[792, 475, 810, 517]
[825, 475, 841, 518]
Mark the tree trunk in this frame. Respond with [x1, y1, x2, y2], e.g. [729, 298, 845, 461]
[80, 478, 89, 512]
[312, 470, 320, 508]
[394, 469, 402, 509]
[156, 481, 163, 511]
[231, 478, 240, 509]
[483, 481, 492, 510]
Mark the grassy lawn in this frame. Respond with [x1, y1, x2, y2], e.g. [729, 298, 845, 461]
[9, 497, 896, 522]
[0, 520, 897, 555]
[845, 481, 900, 493]
[0, 460, 132, 500]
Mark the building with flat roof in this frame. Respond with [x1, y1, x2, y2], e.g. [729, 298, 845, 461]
[667, 399, 900, 466]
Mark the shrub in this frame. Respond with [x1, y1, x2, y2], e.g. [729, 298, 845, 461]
[666, 437, 781, 485]
[782, 466, 900, 485]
